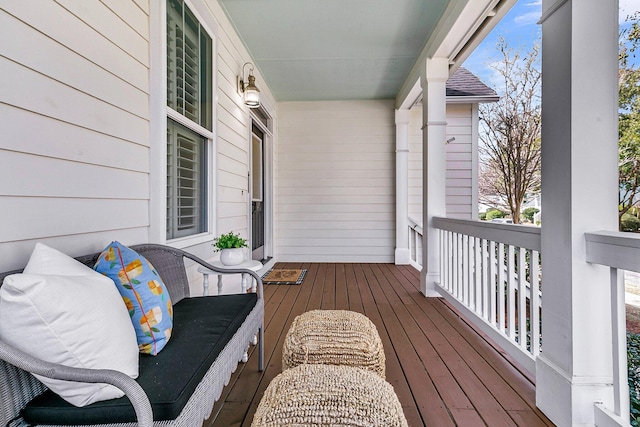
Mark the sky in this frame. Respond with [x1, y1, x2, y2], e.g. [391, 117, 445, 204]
[462, 0, 640, 89]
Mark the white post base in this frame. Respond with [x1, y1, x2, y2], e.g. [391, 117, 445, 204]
[395, 248, 411, 265]
[536, 356, 614, 427]
[420, 270, 441, 297]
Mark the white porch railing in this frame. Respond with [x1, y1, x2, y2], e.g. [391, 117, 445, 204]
[411, 219, 632, 424]
[432, 217, 542, 376]
[585, 231, 634, 426]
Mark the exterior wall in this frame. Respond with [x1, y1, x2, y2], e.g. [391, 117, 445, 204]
[174, 0, 277, 294]
[205, 0, 277, 251]
[0, 1, 151, 270]
[276, 100, 395, 263]
[408, 103, 478, 224]
[0, 0, 276, 274]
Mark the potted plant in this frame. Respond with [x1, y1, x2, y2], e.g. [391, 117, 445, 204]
[213, 231, 248, 266]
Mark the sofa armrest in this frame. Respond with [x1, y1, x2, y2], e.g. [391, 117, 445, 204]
[0, 339, 153, 427]
[178, 250, 264, 300]
[130, 244, 264, 301]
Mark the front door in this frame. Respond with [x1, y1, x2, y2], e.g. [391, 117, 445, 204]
[251, 123, 265, 260]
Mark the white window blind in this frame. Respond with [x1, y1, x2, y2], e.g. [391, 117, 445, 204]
[166, 0, 212, 240]
[167, 0, 211, 129]
[167, 119, 207, 239]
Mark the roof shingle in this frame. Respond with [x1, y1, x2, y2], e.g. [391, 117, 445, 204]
[446, 67, 497, 98]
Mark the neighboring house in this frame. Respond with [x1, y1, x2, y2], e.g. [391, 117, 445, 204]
[0, 1, 625, 426]
[408, 67, 498, 224]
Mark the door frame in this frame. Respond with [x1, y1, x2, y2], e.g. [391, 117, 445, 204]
[249, 108, 273, 262]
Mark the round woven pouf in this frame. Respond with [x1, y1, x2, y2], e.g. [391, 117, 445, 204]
[251, 364, 408, 427]
[282, 309, 386, 378]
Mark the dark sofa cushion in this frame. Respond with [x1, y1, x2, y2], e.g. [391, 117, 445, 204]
[22, 293, 258, 424]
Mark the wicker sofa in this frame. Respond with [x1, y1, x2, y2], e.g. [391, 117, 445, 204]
[0, 244, 264, 427]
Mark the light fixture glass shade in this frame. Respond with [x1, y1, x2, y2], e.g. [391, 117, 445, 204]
[244, 74, 260, 108]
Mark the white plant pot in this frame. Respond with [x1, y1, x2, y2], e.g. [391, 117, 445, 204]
[220, 248, 244, 266]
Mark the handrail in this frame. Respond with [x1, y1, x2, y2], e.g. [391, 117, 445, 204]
[408, 216, 423, 234]
[433, 217, 541, 251]
[586, 230, 640, 271]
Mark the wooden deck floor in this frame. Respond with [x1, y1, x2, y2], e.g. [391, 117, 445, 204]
[204, 263, 554, 427]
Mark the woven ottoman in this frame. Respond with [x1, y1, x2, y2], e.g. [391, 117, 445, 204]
[251, 364, 408, 427]
[282, 309, 385, 378]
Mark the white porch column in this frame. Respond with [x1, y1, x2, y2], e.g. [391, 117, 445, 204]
[421, 58, 448, 296]
[537, 1, 619, 426]
[395, 108, 411, 265]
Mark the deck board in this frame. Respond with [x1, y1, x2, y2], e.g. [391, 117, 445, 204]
[204, 263, 554, 427]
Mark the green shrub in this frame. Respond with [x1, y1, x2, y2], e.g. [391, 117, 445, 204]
[628, 333, 640, 426]
[485, 208, 507, 221]
[522, 207, 540, 223]
[479, 212, 487, 221]
[622, 213, 640, 232]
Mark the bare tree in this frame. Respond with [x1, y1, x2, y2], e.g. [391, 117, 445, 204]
[478, 37, 542, 224]
[618, 12, 640, 228]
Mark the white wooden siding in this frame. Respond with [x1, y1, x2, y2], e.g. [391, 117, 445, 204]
[0, 0, 277, 276]
[177, 0, 277, 294]
[277, 100, 395, 263]
[208, 0, 276, 245]
[408, 103, 478, 224]
[0, 1, 151, 270]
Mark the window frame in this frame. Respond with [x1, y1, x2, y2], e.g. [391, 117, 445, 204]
[166, 118, 208, 240]
[150, 0, 218, 248]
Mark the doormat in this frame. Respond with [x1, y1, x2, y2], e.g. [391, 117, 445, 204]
[262, 269, 307, 285]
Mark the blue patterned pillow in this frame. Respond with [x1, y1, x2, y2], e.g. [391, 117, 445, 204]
[94, 242, 173, 355]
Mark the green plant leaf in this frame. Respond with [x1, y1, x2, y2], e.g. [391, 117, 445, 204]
[212, 231, 248, 251]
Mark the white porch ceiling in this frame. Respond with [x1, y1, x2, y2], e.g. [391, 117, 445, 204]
[218, 0, 450, 101]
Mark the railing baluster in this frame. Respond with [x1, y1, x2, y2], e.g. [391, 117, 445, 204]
[438, 229, 444, 287]
[475, 237, 482, 314]
[507, 245, 516, 339]
[482, 238, 489, 321]
[611, 267, 630, 421]
[518, 247, 527, 350]
[462, 234, 469, 304]
[445, 230, 450, 291]
[418, 230, 423, 266]
[468, 236, 474, 310]
[497, 243, 506, 332]
[411, 229, 414, 262]
[407, 219, 424, 267]
[489, 240, 497, 326]
[455, 233, 462, 299]
[447, 231, 453, 293]
[443, 230, 449, 291]
[530, 250, 541, 357]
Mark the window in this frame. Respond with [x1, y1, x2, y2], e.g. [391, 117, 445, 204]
[166, 0, 212, 240]
[166, 121, 207, 239]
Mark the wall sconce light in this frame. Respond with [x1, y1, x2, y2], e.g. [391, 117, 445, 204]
[238, 62, 260, 108]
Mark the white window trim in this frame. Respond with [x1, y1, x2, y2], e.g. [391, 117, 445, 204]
[149, 0, 218, 248]
[167, 108, 215, 141]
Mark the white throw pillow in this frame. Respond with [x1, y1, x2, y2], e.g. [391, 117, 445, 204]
[0, 243, 139, 407]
